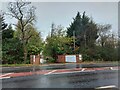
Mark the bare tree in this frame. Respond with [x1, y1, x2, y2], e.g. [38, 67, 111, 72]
[97, 24, 111, 47]
[7, 1, 36, 63]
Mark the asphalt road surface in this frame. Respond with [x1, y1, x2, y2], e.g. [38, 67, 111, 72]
[2, 69, 119, 89]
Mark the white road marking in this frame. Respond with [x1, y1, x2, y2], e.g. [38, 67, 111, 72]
[50, 70, 95, 75]
[95, 85, 117, 89]
[51, 71, 82, 75]
[0, 77, 10, 79]
[110, 67, 118, 70]
[81, 68, 85, 71]
[0, 73, 13, 77]
[44, 70, 57, 75]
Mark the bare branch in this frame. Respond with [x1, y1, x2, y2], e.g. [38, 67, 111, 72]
[7, 0, 36, 63]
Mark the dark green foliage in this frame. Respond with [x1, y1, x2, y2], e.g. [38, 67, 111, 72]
[67, 12, 118, 61]
[2, 23, 24, 64]
[46, 57, 56, 63]
[82, 46, 118, 61]
[43, 36, 59, 61]
[0, 14, 7, 30]
[67, 12, 98, 49]
[28, 45, 42, 55]
[43, 24, 73, 62]
[2, 38, 24, 64]
[2, 25, 14, 39]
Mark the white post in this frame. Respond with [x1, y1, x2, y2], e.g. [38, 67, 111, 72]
[33, 55, 35, 72]
[79, 54, 82, 61]
[33, 55, 35, 63]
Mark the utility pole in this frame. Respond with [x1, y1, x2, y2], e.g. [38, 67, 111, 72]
[73, 31, 75, 51]
[84, 31, 86, 48]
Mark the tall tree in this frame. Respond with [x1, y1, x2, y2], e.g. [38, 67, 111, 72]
[0, 13, 7, 63]
[0, 13, 7, 31]
[67, 12, 98, 53]
[2, 24, 24, 64]
[15, 20, 42, 63]
[2, 24, 14, 39]
[43, 24, 72, 62]
[7, 1, 36, 63]
[51, 23, 56, 37]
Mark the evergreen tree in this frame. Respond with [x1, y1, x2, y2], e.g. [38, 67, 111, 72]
[0, 13, 7, 31]
[67, 12, 98, 54]
[51, 23, 56, 37]
[2, 24, 14, 39]
[2, 25, 24, 64]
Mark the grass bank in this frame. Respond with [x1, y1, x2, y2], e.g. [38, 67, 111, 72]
[0, 61, 118, 67]
[0, 64, 33, 67]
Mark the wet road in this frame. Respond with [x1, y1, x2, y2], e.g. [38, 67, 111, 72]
[2, 70, 119, 89]
[1, 63, 118, 73]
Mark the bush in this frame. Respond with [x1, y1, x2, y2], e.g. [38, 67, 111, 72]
[46, 57, 56, 63]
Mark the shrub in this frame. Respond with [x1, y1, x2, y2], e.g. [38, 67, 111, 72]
[46, 57, 56, 63]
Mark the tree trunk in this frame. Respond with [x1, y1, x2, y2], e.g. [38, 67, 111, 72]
[23, 43, 27, 64]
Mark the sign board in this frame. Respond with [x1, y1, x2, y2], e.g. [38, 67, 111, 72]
[65, 55, 76, 62]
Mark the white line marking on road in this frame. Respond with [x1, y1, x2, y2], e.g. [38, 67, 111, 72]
[81, 68, 85, 71]
[51, 71, 82, 75]
[44, 70, 57, 75]
[110, 67, 113, 70]
[110, 67, 118, 70]
[50, 70, 95, 75]
[0, 73, 14, 77]
[0, 77, 10, 79]
[95, 85, 117, 89]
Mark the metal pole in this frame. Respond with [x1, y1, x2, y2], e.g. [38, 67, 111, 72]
[73, 31, 75, 51]
[84, 31, 86, 48]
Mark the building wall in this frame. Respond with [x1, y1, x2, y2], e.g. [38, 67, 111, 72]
[30, 54, 40, 65]
[57, 55, 65, 63]
[76, 54, 82, 63]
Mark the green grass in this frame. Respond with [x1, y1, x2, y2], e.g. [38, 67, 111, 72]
[0, 64, 33, 67]
[0, 61, 119, 67]
[81, 61, 118, 64]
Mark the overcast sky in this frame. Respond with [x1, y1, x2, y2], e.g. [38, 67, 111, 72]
[1, 2, 118, 40]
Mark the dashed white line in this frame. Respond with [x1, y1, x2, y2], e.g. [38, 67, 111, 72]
[44, 70, 57, 75]
[110, 67, 118, 70]
[0, 77, 10, 79]
[47, 69, 95, 75]
[81, 68, 85, 71]
[0, 73, 13, 77]
[50, 71, 83, 75]
[95, 85, 117, 89]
